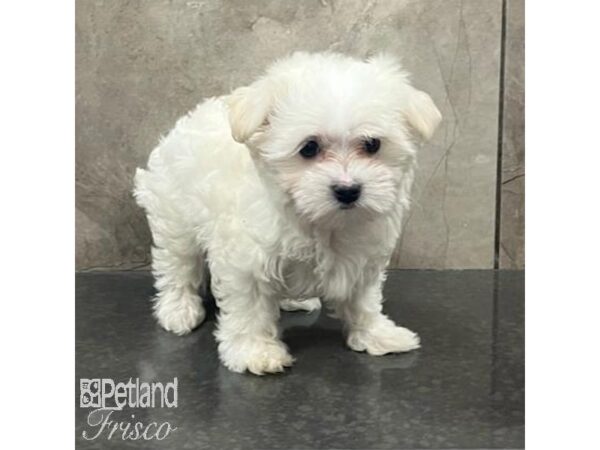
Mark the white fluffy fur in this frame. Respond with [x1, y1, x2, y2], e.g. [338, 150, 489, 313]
[134, 52, 441, 375]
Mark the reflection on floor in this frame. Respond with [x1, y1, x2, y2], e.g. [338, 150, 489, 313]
[76, 270, 524, 449]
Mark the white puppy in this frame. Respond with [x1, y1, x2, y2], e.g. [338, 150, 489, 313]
[134, 52, 441, 375]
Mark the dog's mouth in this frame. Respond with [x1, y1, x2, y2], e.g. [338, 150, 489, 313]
[339, 203, 356, 210]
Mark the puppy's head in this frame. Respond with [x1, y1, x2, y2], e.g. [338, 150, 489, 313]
[226, 52, 441, 228]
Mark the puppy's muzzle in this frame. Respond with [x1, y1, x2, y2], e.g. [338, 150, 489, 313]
[331, 184, 362, 205]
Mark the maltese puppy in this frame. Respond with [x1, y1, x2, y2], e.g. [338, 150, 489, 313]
[134, 52, 441, 375]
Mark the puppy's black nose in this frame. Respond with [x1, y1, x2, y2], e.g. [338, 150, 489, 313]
[331, 184, 362, 204]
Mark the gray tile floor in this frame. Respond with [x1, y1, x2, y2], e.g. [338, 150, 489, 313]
[76, 270, 524, 449]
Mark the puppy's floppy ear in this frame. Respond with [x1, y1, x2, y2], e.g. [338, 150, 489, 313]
[226, 78, 275, 143]
[403, 87, 442, 141]
[367, 53, 442, 141]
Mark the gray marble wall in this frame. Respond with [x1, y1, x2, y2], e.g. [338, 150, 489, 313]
[498, 0, 524, 269]
[76, 0, 524, 270]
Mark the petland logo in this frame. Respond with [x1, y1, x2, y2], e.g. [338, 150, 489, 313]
[79, 378, 178, 441]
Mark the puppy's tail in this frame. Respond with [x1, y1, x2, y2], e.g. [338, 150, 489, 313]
[133, 168, 152, 211]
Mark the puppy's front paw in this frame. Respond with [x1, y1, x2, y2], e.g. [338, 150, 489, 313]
[154, 292, 206, 335]
[219, 337, 294, 375]
[347, 322, 420, 356]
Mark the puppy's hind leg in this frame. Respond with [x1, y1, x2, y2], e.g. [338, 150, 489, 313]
[151, 246, 206, 335]
[280, 297, 322, 313]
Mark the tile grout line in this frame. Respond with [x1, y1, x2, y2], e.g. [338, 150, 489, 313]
[494, 0, 508, 270]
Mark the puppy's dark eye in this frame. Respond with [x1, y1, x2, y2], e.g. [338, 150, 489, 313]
[299, 140, 320, 159]
[363, 138, 381, 154]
